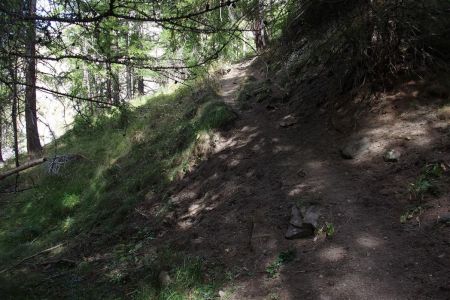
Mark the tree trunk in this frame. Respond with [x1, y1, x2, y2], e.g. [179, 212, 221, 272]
[0, 117, 4, 163]
[10, 65, 20, 168]
[24, 0, 42, 158]
[106, 63, 112, 103]
[126, 27, 133, 100]
[126, 65, 133, 99]
[137, 76, 144, 95]
[112, 71, 120, 105]
[134, 22, 144, 96]
[254, 0, 268, 51]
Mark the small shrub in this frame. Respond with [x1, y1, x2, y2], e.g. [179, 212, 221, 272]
[409, 163, 445, 201]
[316, 222, 335, 238]
[266, 249, 296, 278]
[400, 205, 425, 223]
[196, 102, 237, 130]
[72, 113, 94, 135]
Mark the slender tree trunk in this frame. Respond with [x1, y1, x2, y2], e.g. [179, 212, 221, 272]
[111, 37, 121, 105]
[10, 65, 20, 168]
[254, 0, 268, 51]
[82, 43, 92, 100]
[0, 117, 4, 163]
[24, 0, 42, 158]
[126, 26, 133, 100]
[106, 63, 113, 103]
[112, 71, 120, 105]
[126, 65, 133, 99]
[134, 22, 144, 96]
[84, 68, 91, 97]
[137, 76, 144, 95]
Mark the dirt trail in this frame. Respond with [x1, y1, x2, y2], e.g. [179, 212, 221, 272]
[147, 61, 450, 299]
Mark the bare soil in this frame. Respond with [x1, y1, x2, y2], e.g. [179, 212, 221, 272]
[139, 60, 450, 299]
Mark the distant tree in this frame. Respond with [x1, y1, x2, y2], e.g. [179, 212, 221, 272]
[0, 116, 4, 163]
[24, 0, 42, 158]
[253, 0, 268, 51]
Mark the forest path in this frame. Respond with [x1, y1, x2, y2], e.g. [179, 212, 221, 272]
[217, 59, 255, 110]
[159, 60, 449, 299]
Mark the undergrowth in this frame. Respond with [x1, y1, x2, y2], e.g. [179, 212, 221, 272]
[0, 78, 236, 298]
[266, 249, 296, 278]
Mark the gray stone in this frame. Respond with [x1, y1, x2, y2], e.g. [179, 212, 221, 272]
[297, 169, 306, 177]
[340, 137, 370, 159]
[289, 206, 304, 227]
[280, 115, 298, 127]
[302, 206, 320, 229]
[438, 213, 450, 225]
[285, 224, 314, 239]
[158, 270, 171, 287]
[285, 205, 319, 239]
[383, 149, 401, 162]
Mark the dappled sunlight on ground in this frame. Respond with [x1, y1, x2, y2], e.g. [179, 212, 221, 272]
[3, 59, 448, 298]
[318, 245, 346, 262]
[356, 234, 384, 249]
[132, 64, 450, 299]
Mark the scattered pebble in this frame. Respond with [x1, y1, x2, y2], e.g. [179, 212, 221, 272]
[383, 149, 401, 162]
[279, 115, 298, 127]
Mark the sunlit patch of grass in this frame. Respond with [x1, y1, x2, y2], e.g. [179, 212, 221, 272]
[61, 216, 75, 232]
[133, 255, 221, 300]
[62, 193, 80, 209]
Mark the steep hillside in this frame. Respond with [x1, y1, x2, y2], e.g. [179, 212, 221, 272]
[0, 79, 237, 298]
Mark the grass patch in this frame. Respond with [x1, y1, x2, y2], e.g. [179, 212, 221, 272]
[133, 254, 222, 300]
[408, 163, 445, 202]
[266, 249, 296, 278]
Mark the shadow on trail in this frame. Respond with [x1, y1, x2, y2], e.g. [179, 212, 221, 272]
[137, 71, 450, 299]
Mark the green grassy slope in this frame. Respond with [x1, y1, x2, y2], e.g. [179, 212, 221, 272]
[0, 79, 236, 299]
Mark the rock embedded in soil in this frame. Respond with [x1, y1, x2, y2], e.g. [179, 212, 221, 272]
[286, 224, 314, 239]
[383, 149, 401, 162]
[279, 115, 298, 127]
[302, 206, 320, 229]
[297, 169, 306, 177]
[340, 137, 370, 159]
[289, 206, 304, 227]
[158, 270, 171, 287]
[285, 205, 320, 239]
[438, 213, 450, 225]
